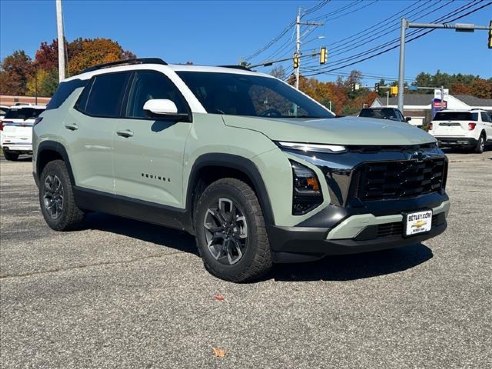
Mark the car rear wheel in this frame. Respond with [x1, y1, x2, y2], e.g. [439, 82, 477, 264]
[3, 149, 19, 161]
[194, 178, 272, 282]
[475, 134, 485, 153]
[39, 160, 85, 231]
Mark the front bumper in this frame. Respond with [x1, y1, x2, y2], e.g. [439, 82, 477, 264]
[268, 196, 450, 263]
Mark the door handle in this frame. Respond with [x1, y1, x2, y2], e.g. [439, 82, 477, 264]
[116, 129, 134, 138]
[64, 123, 78, 131]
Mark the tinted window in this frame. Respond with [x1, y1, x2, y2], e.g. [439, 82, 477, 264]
[46, 79, 87, 110]
[126, 70, 188, 118]
[4, 107, 44, 120]
[359, 109, 379, 118]
[433, 112, 477, 121]
[481, 112, 491, 122]
[79, 71, 131, 117]
[177, 71, 333, 119]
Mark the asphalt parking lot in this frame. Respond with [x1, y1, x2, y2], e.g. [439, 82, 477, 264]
[1, 152, 491, 369]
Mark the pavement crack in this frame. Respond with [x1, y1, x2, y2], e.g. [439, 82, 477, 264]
[0, 251, 187, 280]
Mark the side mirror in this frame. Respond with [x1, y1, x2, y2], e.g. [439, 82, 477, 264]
[143, 99, 191, 122]
[405, 116, 412, 122]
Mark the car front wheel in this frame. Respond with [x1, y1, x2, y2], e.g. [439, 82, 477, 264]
[194, 178, 272, 282]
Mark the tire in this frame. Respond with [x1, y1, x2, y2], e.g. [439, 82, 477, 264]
[475, 134, 485, 153]
[39, 160, 85, 231]
[194, 178, 272, 282]
[3, 150, 19, 161]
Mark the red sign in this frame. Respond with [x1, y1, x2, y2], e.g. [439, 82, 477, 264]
[433, 100, 447, 109]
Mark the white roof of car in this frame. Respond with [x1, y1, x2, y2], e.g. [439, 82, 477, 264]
[66, 63, 271, 82]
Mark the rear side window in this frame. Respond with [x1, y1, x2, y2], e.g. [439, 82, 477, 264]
[4, 108, 44, 120]
[433, 112, 477, 121]
[76, 71, 131, 117]
[46, 79, 87, 110]
[481, 112, 491, 122]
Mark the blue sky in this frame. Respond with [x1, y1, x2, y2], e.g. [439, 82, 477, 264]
[1, 0, 491, 86]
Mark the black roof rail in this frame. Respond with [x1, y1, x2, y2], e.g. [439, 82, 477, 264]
[218, 65, 252, 71]
[82, 58, 167, 74]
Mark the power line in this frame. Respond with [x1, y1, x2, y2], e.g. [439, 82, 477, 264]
[300, 0, 443, 70]
[322, 0, 379, 22]
[309, 0, 363, 21]
[303, 0, 331, 17]
[326, 0, 422, 49]
[304, 0, 489, 76]
[304, 0, 492, 76]
[244, 20, 295, 61]
[328, 0, 449, 55]
[244, 0, 330, 62]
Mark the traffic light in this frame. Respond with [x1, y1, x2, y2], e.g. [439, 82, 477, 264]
[390, 86, 398, 96]
[488, 21, 492, 49]
[293, 55, 299, 68]
[375, 83, 380, 93]
[320, 47, 327, 64]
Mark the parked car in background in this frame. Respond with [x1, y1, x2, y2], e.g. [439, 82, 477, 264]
[359, 107, 412, 124]
[1, 104, 46, 160]
[428, 109, 492, 153]
[0, 105, 10, 119]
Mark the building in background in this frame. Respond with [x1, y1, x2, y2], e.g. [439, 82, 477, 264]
[0, 95, 50, 106]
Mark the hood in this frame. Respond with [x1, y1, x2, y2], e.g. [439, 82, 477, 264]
[223, 116, 435, 146]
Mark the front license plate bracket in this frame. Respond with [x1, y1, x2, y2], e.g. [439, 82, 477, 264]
[403, 209, 433, 237]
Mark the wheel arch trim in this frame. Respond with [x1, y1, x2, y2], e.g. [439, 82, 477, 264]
[186, 153, 275, 226]
[36, 141, 76, 185]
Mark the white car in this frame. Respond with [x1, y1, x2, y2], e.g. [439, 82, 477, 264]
[1, 105, 45, 160]
[428, 109, 492, 153]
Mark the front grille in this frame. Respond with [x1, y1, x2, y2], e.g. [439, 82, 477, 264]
[354, 158, 446, 201]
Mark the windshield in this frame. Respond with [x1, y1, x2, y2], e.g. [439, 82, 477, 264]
[4, 107, 44, 120]
[176, 71, 334, 119]
[433, 112, 477, 121]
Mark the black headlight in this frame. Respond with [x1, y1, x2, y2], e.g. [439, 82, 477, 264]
[290, 160, 323, 215]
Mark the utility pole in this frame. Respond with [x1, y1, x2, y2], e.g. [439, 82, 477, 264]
[294, 8, 324, 90]
[397, 18, 407, 113]
[295, 8, 301, 90]
[56, 0, 65, 82]
[398, 19, 492, 113]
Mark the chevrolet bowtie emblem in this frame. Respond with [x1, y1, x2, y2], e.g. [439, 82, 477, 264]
[412, 220, 427, 228]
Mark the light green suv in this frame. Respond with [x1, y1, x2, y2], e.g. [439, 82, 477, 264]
[33, 58, 450, 282]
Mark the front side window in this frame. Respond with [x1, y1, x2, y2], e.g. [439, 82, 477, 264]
[125, 70, 188, 119]
[77, 71, 131, 117]
[177, 71, 334, 119]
